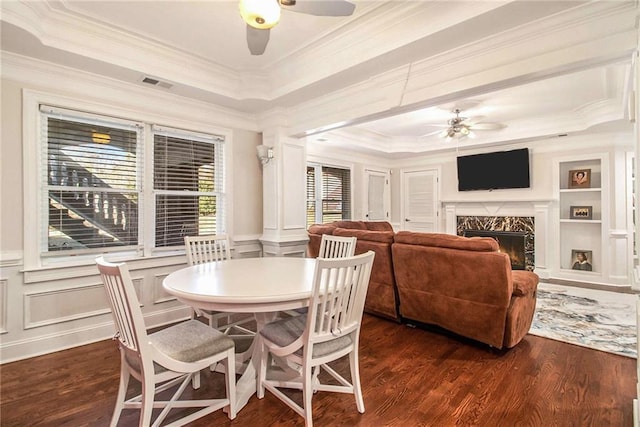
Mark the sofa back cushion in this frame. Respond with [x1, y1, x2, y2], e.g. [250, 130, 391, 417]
[332, 220, 367, 230]
[332, 227, 398, 320]
[392, 232, 514, 347]
[394, 231, 498, 252]
[333, 228, 394, 244]
[364, 221, 394, 232]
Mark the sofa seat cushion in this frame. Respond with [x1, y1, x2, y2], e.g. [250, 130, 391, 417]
[394, 231, 498, 252]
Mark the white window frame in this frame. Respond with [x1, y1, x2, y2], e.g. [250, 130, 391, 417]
[151, 125, 226, 252]
[306, 161, 353, 226]
[22, 89, 233, 271]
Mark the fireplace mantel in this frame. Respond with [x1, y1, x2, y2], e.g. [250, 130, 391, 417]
[442, 199, 553, 278]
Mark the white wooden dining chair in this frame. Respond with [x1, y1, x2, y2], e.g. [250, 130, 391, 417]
[286, 233, 358, 318]
[184, 234, 254, 335]
[318, 234, 357, 258]
[257, 251, 375, 427]
[95, 256, 236, 427]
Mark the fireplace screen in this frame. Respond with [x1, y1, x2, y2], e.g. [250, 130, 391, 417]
[463, 230, 527, 270]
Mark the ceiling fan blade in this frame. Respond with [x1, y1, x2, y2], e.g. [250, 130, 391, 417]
[282, 0, 355, 17]
[470, 122, 506, 130]
[246, 25, 270, 55]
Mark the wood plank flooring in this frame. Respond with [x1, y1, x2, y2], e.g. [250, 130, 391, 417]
[1, 314, 636, 426]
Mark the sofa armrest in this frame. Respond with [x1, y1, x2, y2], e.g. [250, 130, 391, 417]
[308, 224, 337, 235]
[511, 270, 539, 297]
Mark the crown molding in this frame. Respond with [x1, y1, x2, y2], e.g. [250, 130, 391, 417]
[285, 1, 637, 139]
[1, 51, 258, 132]
[264, 1, 489, 97]
[1, 1, 258, 100]
[2, 0, 635, 129]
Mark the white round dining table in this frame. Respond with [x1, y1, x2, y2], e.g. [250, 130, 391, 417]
[162, 256, 317, 412]
[163, 257, 317, 313]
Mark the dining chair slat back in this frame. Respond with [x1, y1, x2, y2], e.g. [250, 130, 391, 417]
[185, 234, 231, 265]
[184, 234, 255, 335]
[318, 234, 356, 259]
[97, 257, 143, 356]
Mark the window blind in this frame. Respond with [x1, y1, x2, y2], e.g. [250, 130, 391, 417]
[41, 106, 141, 253]
[153, 127, 225, 247]
[321, 166, 351, 223]
[306, 164, 351, 226]
[306, 166, 316, 227]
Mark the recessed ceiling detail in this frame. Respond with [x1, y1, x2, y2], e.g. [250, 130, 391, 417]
[1, 0, 636, 157]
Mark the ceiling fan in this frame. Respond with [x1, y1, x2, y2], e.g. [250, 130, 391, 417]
[240, 0, 356, 55]
[424, 108, 506, 139]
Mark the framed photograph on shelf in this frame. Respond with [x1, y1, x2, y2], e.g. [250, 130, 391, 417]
[571, 249, 593, 271]
[568, 168, 591, 189]
[569, 205, 593, 220]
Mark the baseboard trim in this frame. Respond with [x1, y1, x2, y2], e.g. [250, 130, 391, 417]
[0, 306, 191, 364]
[544, 278, 636, 294]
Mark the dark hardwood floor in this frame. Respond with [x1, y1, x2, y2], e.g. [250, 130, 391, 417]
[1, 314, 636, 426]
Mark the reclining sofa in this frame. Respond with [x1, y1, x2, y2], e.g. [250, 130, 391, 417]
[307, 222, 539, 349]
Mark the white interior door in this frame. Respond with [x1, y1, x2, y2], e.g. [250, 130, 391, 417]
[402, 169, 439, 232]
[364, 169, 390, 221]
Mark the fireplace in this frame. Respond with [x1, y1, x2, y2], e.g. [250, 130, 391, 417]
[463, 229, 527, 270]
[456, 215, 535, 271]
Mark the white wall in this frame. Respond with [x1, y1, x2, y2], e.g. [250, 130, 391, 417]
[0, 58, 263, 362]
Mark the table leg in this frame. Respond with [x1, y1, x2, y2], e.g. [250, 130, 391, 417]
[233, 312, 277, 411]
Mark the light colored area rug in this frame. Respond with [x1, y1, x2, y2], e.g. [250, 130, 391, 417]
[529, 283, 637, 358]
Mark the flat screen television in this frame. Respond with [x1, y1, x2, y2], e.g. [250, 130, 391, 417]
[457, 148, 530, 191]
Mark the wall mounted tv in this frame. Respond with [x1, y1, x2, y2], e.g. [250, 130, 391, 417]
[457, 148, 530, 191]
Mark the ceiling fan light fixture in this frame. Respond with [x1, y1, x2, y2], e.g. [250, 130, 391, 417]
[240, 0, 281, 29]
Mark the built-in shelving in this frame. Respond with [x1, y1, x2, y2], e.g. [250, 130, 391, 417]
[555, 156, 606, 279]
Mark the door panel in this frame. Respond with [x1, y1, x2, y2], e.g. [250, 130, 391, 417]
[365, 169, 390, 221]
[402, 169, 438, 232]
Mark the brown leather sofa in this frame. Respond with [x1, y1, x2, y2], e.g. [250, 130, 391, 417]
[307, 222, 539, 349]
[307, 221, 400, 322]
[392, 231, 539, 349]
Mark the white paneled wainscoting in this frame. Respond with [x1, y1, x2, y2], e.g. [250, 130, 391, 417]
[0, 238, 263, 363]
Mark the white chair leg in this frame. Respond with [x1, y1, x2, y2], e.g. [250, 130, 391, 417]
[140, 379, 155, 427]
[257, 339, 267, 399]
[224, 348, 237, 420]
[302, 364, 314, 427]
[349, 349, 365, 413]
[192, 370, 201, 389]
[110, 363, 129, 427]
[311, 365, 321, 393]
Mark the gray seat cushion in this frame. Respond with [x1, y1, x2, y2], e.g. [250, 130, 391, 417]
[149, 320, 234, 363]
[260, 314, 353, 358]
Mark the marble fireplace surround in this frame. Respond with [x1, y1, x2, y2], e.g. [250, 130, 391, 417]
[443, 200, 552, 277]
[458, 218, 534, 270]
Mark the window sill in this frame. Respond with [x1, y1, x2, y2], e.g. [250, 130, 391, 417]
[22, 251, 187, 284]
